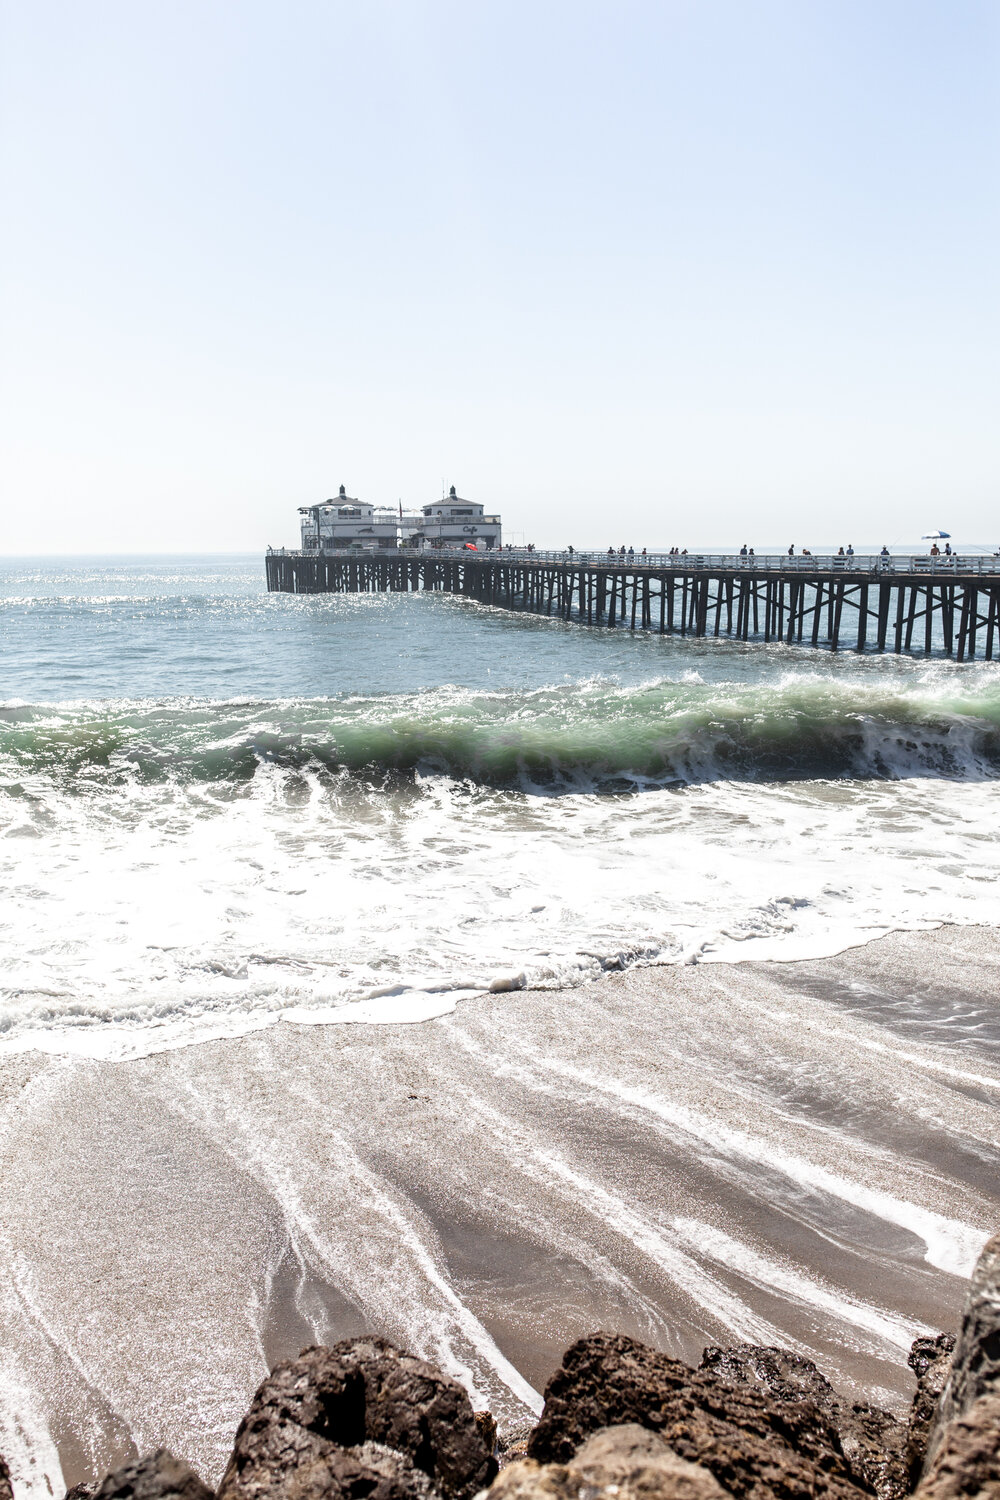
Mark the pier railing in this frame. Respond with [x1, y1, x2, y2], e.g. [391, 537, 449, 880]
[266, 546, 1000, 576]
[505, 551, 999, 575]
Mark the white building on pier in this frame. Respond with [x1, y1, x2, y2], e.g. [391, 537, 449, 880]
[298, 485, 501, 552]
[407, 488, 501, 550]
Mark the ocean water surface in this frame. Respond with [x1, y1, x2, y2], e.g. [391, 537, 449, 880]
[3, 554, 1000, 1059]
[3, 556, 1000, 1500]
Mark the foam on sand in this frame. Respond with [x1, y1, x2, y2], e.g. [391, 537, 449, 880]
[0, 927, 997, 1496]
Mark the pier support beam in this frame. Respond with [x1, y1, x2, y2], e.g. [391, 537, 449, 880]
[263, 553, 994, 658]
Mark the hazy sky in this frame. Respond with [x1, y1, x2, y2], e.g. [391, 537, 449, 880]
[2, 0, 998, 552]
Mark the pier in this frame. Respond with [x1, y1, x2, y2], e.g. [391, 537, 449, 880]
[265, 549, 1000, 658]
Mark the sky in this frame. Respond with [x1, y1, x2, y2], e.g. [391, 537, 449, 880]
[1, 0, 998, 553]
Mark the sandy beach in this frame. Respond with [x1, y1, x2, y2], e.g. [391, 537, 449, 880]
[1, 924, 998, 1498]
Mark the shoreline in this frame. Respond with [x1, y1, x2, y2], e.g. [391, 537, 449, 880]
[1, 925, 998, 1496]
[1, 914, 994, 1067]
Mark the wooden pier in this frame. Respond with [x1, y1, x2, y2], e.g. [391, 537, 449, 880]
[265, 548, 1000, 659]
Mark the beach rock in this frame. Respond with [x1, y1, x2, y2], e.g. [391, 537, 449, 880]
[574, 1426, 728, 1499]
[490, 1424, 726, 1500]
[913, 1390, 1000, 1500]
[218, 1338, 495, 1500]
[700, 1344, 908, 1500]
[65, 1487, 98, 1500]
[834, 1405, 909, 1500]
[474, 1413, 497, 1458]
[905, 1335, 955, 1484]
[700, 1346, 835, 1408]
[338, 1337, 495, 1495]
[1, 1453, 12, 1500]
[526, 1332, 866, 1500]
[925, 1233, 1000, 1468]
[482, 1459, 567, 1500]
[89, 1450, 212, 1500]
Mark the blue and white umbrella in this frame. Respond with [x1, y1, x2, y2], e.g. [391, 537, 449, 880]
[921, 530, 951, 539]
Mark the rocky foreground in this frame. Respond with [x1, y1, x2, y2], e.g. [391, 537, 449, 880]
[5, 1235, 999, 1500]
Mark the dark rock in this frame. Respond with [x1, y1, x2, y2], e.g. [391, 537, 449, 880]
[526, 1332, 868, 1500]
[905, 1335, 955, 1485]
[217, 1347, 368, 1500]
[925, 1233, 1000, 1468]
[700, 1346, 836, 1408]
[913, 1390, 1000, 1500]
[90, 1450, 212, 1500]
[337, 1337, 495, 1497]
[835, 1405, 908, 1500]
[339, 1444, 440, 1500]
[909, 1337, 957, 1387]
[1, 1453, 12, 1500]
[701, 1343, 908, 1500]
[217, 1338, 495, 1500]
[491, 1424, 727, 1500]
[66, 1486, 98, 1500]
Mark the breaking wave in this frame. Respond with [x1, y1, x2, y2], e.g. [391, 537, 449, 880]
[4, 673, 1000, 790]
[4, 668, 1000, 1059]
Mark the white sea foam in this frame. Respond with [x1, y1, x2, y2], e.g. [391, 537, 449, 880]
[4, 650, 1000, 1058]
[0, 1361, 64, 1500]
[519, 1053, 990, 1277]
[164, 1080, 545, 1417]
[439, 1086, 791, 1347]
[3, 752, 1000, 1057]
[671, 1220, 931, 1350]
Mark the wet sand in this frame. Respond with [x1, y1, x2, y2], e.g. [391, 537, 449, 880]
[1, 925, 998, 1498]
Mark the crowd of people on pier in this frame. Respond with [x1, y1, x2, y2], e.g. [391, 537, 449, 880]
[449, 534, 995, 562]
[571, 542, 967, 562]
[521, 542, 989, 564]
[589, 544, 886, 562]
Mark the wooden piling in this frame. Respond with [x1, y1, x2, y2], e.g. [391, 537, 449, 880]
[263, 551, 999, 659]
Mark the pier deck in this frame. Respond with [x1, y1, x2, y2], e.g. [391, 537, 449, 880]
[265, 548, 1000, 658]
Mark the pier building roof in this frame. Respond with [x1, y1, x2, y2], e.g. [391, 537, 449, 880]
[298, 484, 375, 520]
[422, 486, 485, 518]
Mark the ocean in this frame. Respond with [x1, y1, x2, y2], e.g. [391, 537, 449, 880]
[1, 556, 999, 1495]
[4, 556, 1000, 1058]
